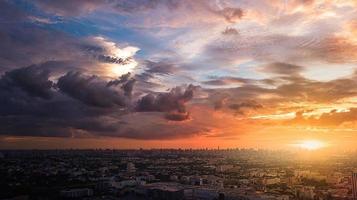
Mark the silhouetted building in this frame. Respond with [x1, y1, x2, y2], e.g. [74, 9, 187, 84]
[352, 172, 357, 200]
[60, 188, 93, 198]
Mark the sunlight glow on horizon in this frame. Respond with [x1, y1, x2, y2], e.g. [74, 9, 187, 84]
[294, 140, 327, 150]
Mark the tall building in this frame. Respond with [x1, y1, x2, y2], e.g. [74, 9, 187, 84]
[352, 172, 357, 200]
[127, 162, 136, 173]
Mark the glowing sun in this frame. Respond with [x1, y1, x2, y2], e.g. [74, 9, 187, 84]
[297, 140, 326, 150]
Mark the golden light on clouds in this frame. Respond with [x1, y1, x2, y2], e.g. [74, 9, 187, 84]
[110, 60, 138, 76]
[3, 0, 357, 150]
[110, 45, 140, 76]
[91, 36, 140, 76]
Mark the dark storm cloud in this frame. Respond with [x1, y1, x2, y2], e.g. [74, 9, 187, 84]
[136, 85, 196, 120]
[0, 66, 133, 137]
[0, 1, 141, 125]
[0, 63, 198, 138]
[0, 65, 53, 99]
[57, 71, 130, 108]
[0, 67, 54, 117]
[106, 73, 136, 97]
[0, 0, 237, 139]
[107, 73, 132, 87]
[121, 79, 136, 97]
[136, 85, 195, 112]
[0, 66, 124, 137]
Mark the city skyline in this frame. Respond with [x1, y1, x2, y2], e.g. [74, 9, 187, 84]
[1, 0, 357, 150]
[1, 148, 357, 199]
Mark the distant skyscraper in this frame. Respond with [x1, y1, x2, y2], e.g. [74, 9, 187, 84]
[127, 162, 136, 173]
[352, 172, 357, 200]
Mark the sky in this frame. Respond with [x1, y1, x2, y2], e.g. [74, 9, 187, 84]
[1, 0, 357, 150]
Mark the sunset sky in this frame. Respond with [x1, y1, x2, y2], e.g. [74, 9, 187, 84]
[1, 0, 357, 150]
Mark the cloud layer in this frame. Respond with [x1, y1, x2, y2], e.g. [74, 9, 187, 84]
[1, 0, 357, 145]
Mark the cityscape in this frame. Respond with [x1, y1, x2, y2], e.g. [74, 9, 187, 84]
[2, 0, 357, 199]
[1, 149, 357, 200]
